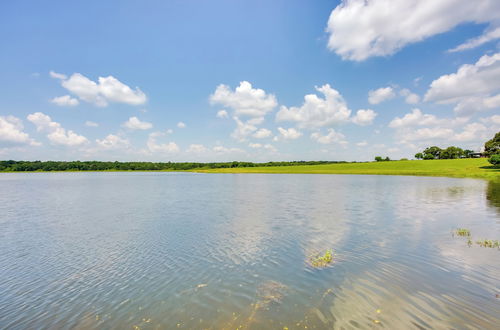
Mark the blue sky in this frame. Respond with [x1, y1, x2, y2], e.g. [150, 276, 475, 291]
[1, 0, 499, 161]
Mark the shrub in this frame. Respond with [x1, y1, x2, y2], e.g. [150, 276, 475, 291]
[489, 154, 500, 166]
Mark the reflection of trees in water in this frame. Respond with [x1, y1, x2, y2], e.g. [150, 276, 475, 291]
[486, 181, 500, 211]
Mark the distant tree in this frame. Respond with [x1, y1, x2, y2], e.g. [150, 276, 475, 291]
[414, 152, 423, 159]
[462, 149, 474, 158]
[375, 156, 383, 162]
[384, 156, 390, 161]
[440, 146, 463, 159]
[484, 132, 500, 156]
[489, 154, 500, 166]
[400, 158, 408, 161]
[423, 146, 442, 159]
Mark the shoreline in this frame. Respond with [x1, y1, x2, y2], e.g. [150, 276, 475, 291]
[0, 159, 498, 180]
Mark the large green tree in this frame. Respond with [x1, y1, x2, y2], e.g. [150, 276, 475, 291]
[423, 146, 442, 159]
[440, 146, 463, 159]
[484, 132, 500, 156]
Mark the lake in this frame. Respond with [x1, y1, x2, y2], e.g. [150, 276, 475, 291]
[0, 172, 499, 329]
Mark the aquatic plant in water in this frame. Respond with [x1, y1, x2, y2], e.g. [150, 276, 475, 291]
[309, 250, 334, 268]
[475, 239, 500, 249]
[454, 228, 471, 237]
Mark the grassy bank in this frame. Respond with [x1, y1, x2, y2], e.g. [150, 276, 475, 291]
[195, 158, 499, 180]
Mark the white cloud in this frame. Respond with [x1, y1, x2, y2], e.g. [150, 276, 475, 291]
[425, 53, 500, 115]
[356, 141, 368, 147]
[389, 109, 441, 128]
[310, 128, 347, 145]
[210, 81, 277, 142]
[216, 110, 229, 118]
[210, 81, 277, 120]
[27, 112, 88, 146]
[399, 89, 420, 104]
[231, 117, 258, 141]
[368, 87, 395, 104]
[248, 143, 262, 148]
[277, 127, 302, 140]
[177, 122, 186, 128]
[276, 84, 351, 128]
[122, 116, 152, 130]
[252, 128, 272, 139]
[96, 134, 130, 150]
[0, 116, 39, 146]
[49, 71, 67, 80]
[326, 0, 500, 61]
[146, 132, 179, 153]
[352, 109, 377, 126]
[85, 121, 99, 127]
[51, 72, 147, 107]
[212, 145, 244, 154]
[481, 114, 500, 125]
[263, 144, 277, 152]
[51, 95, 79, 107]
[449, 26, 500, 52]
[187, 144, 208, 153]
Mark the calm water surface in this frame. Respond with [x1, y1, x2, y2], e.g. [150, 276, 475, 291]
[0, 173, 499, 329]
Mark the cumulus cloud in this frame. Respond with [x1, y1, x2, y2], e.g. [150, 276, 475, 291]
[216, 110, 229, 119]
[276, 84, 351, 128]
[50, 71, 147, 107]
[326, 0, 500, 61]
[27, 112, 88, 146]
[0, 116, 39, 146]
[96, 134, 130, 150]
[399, 89, 420, 104]
[424, 53, 500, 115]
[389, 109, 441, 128]
[212, 145, 244, 154]
[177, 122, 186, 128]
[122, 116, 152, 130]
[389, 108, 498, 147]
[277, 127, 302, 140]
[51, 95, 79, 107]
[85, 121, 99, 127]
[481, 114, 500, 125]
[231, 117, 258, 141]
[186, 144, 208, 153]
[252, 128, 272, 139]
[356, 141, 368, 147]
[248, 143, 262, 148]
[449, 26, 500, 52]
[310, 128, 347, 145]
[368, 87, 395, 104]
[210, 81, 277, 142]
[352, 109, 377, 126]
[210, 81, 277, 120]
[146, 132, 179, 153]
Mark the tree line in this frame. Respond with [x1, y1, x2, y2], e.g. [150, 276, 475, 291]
[0, 160, 346, 172]
[414, 146, 474, 160]
[413, 131, 500, 165]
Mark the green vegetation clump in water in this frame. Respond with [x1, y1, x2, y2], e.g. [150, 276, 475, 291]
[452, 228, 499, 249]
[475, 239, 500, 249]
[309, 250, 333, 268]
[454, 228, 471, 237]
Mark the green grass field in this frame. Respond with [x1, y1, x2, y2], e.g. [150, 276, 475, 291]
[195, 158, 499, 180]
